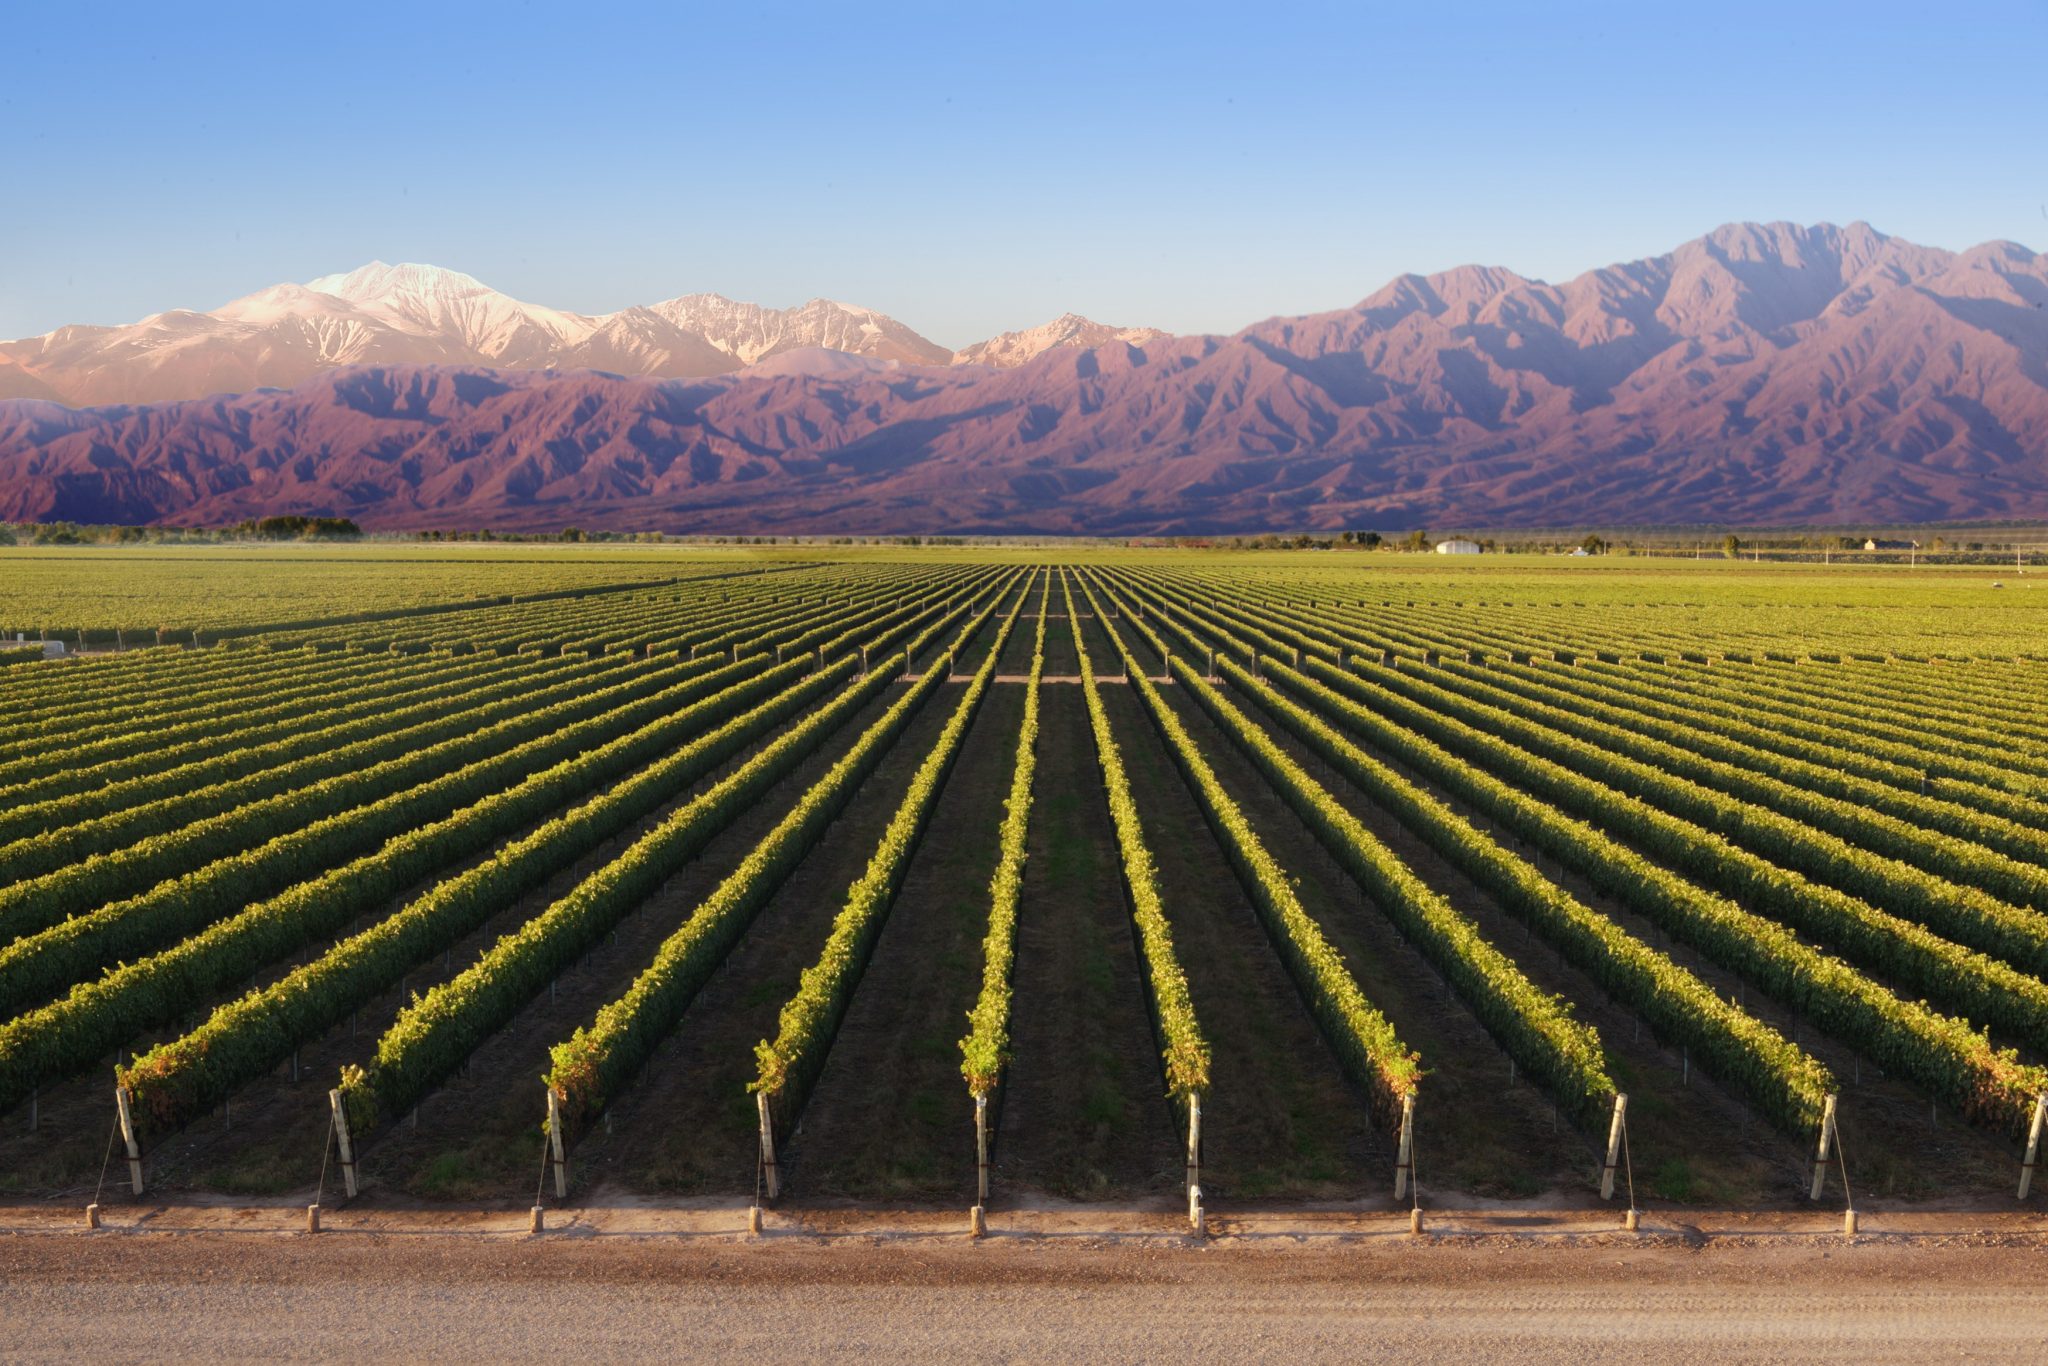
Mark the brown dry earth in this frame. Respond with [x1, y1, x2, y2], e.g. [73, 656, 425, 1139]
[4, 1203, 2047, 1362]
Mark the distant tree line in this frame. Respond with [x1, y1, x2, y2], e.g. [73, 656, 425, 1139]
[2, 519, 2040, 561]
[0, 517, 360, 546]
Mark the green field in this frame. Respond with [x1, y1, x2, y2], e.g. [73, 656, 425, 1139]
[2, 545, 2045, 1217]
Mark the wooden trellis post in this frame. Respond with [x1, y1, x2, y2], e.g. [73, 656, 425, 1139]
[329, 1089, 358, 1199]
[1186, 1094, 1204, 1234]
[546, 1088, 568, 1200]
[974, 1095, 990, 1205]
[1600, 1094, 1628, 1200]
[1393, 1093, 1416, 1201]
[114, 1085, 143, 1196]
[757, 1092, 780, 1201]
[2020, 1093, 2048, 1200]
[1810, 1094, 1838, 1201]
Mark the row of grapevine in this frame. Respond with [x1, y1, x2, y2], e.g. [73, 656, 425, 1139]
[1, 651, 662, 879]
[1102, 584, 1616, 1126]
[1106, 574, 2048, 1088]
[1482, 655, 2039, 835]
[0, 654, 744, 1016]
[959, 576, 1049, 1098]
[1164, 580, 2048, 926]
[1080, 579, 1421, 1130]
[0, 635, 414, 743]
[1344, 658, 2048, 985]
[0, 642, 502, 782]
[750, 583, 1030, 1129]
[541, 579, 1025, 1130]
[110, 654, 852, 1130]
[14, 568, 989, 1118]
[0, 654, 554, 849]
[1604, 652, 2048, 770]
[1096, 582, 1831, 1124]
[249, 562, 832, 656]
[359, 578, 1018, 1128]
[0, 654, 570, 815]
[1267, 656, 2048, 1137]
[1437, 659, 2048, 909]
[1191, 647, 1837, 1135]
[1064, 573, 1211, 1105]
[0, 652, 692, 943]
[276, 562, 952, 660]
[1193, 584, 2048, 833]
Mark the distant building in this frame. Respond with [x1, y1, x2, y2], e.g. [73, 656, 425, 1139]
[1434, 538, 1483, 555]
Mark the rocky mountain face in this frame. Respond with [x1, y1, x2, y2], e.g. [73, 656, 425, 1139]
[2, 223, 2043, 532]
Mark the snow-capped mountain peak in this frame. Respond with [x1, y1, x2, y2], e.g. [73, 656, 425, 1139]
[0, 266, 1157, 403]
[305, 261, 597, 360]
[951, 313, 1169, 368]
[306, 261, 491, 304]
[645, 293, 952, 367]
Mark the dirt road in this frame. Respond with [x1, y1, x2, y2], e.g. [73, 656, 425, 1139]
[4, 1206, 2046, 1361]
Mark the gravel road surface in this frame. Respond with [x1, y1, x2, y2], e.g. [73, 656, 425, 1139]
[4, 1217, 2045, 1361]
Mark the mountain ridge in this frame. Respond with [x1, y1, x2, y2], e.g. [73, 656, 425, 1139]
[0, 263, 1125, 405]
[2, 222, 2043, 533]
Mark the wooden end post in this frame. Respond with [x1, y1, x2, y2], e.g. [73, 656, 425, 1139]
[757, 1092, 780, 1202]
[84, 1204, 100, 1230]
[975, 1095, 990, 1205]
[306, 1204, 321, 1234]
[547, 1088, 568, 1200]
[2019, 1093, 2047, 1200]
[328, 1089, 358, 1200]
[1600, 1094, 1628, 1201]
[1393, 1093, 1415, 1201]
[1186, 1094, 1204, 1233]
[1810, 1095, 1837, 1202]
[114, 1086, 143, 1196]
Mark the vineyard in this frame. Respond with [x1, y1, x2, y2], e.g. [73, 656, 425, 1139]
[3, 546, 2047, 1227]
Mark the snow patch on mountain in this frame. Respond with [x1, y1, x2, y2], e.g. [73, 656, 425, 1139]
[952, 313, 1169, 367]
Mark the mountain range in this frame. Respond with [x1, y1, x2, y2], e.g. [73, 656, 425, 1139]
[2, 222, 2043, 533]
[0, 263, 1155, 406]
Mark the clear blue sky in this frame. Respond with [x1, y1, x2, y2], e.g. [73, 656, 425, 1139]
[5, 0, 2041, 346]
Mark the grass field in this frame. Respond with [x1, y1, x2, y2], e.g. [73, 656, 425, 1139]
[2, 545, 2045, 1220]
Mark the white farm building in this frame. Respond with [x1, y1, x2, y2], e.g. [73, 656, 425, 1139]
[1433, 538, 1483, 555]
